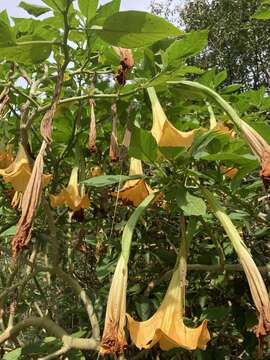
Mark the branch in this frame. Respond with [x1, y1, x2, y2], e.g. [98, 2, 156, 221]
[0, 316, 99, 350]
[38, 267, 100, 341]
[37, 87, 139, 113]
[187, 263, 270, 273]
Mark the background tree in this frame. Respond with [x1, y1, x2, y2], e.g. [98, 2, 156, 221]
[151, 0, 270, 90]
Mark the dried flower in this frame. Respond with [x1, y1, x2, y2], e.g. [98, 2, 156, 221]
[12, 141, 48, 257]
[113, 47, 134, 85]
[88, 99, 97, 153]
[240, 121, 270, 187]
[100, 255, 128, 355]
[50, 167, 90, 211]
[109, 103, 119, 161]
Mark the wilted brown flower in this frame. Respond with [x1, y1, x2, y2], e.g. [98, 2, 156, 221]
[240, 121, 270, 187]
[100, 255, 128, 355]
[88, 99, 97, 153]
[113, 47, 134, 85]
[11, 141, 48, 257]
[109, 103, 119, 161]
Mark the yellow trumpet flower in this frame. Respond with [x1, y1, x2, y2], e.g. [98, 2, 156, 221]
[100, 255, 128, 355]
[147, 87, 197, 148]
[0, 144, 51, 208]
[127, 266, 210, 351]
[111, 158, 153, 206]
[50, 167, 90, 211]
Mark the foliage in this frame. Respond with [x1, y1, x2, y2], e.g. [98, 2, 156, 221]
[152, 0, 270, 90]
[0, 0, 269, 360]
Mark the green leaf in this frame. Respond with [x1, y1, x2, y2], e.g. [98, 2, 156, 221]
[220, 84, 242, 94]
[253, 8, 270, 20]
[82, 175, 141, 188]
[95, 11, 182, 48]
[19, 1, 50, 17]
[201, 306, 229, 321]
[3, 348, 22, 360]
[248, 122, 270, 144]
[129, 125, 157, 163]
[202, 153, 258, 166]
[176, 187, 206, 216]
[0, 12, 16, 46]
[214, 69, 227, 87]
[1, 225, 16, 237]
[42, 0, 66, 12]
[91, 0, 120, 26]
[165, 30, 208, 65]
[78, 0, 98, 21]
[0, 37, 52, 64]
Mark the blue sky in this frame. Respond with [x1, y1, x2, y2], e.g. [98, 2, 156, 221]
[0, 0, 153, 17]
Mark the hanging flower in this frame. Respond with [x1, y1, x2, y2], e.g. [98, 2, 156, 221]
[88, 99, 97, 153]
[147, 87, 197, 148]
[0, 144, 52, 208]
[111, 158, 153, 206]
[109, 103, 119, 161]
[50, 167, 90, 211]
[127, 266, 210, 351]
[100, 255, 128, 355]
[203, 188, 270, 339]
[240, 121, 270, 187]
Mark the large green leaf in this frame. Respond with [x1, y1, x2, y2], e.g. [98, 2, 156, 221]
[129, 125, 157, 163]
[202, 153, 258, 166]
[176, 187, 206, 216]
[165, 30, 208, 65]
[19, 1, 51, 17]
[0, 36, 52, 64]
[82, 175, 141, 188]
[0, 12, 16, 46]
[78, 0, 98, 21]
[95, 11, 182, 48]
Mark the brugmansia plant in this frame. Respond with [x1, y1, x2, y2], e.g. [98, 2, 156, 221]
[0, 0, 269, 359]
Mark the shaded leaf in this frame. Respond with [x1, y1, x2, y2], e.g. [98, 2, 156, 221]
[82, 175, 141, 188]
[176, 187, 206, 216]
[96, 11, 182, 48]
[129, 126, 157, 163]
